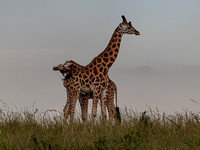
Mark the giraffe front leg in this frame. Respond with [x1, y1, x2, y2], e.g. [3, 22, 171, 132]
[100, 95, 107, 120]
[68, 91, 80, 122]
[63, 98, 70, 123]
[79, 93, 89, 121]
[92, 94, 99, 120]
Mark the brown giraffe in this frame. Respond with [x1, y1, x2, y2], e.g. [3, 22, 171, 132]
[53, 60, 121, 122]
[54, 15, 140, 121]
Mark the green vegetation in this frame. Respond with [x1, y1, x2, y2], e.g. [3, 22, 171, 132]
[0, 107, 200, 150]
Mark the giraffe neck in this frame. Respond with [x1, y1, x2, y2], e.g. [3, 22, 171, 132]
[86, 27, 123, 75]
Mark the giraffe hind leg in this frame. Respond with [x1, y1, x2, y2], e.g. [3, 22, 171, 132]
[107, 103, 114, 121]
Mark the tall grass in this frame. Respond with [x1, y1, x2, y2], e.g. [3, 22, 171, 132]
[0, 106, 200, 150]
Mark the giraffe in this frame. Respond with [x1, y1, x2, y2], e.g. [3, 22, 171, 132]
[54, 15, 140, 121]
[53, 60, 121, 122]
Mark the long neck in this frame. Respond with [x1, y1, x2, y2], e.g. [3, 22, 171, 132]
[86, 27, 123, 75]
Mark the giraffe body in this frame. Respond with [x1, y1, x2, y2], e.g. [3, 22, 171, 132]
[53, 16, 140, 121]
[79, 79, 119, 121]
[53, 61, 121, 122]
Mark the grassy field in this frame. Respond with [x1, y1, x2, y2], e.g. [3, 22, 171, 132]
[0, 106, 200, 150]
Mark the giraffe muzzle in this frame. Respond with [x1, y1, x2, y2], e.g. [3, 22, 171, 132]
[135, 30, 140, 35]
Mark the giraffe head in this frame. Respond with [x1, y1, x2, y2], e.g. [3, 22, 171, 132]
[119, 15, 140, 35]
[53, 63, 72, 76]
[53, 64, 71, 72]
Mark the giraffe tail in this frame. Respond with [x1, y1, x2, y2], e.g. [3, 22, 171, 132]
[113, 82, 121, 123]
[116, 106, 121, 123]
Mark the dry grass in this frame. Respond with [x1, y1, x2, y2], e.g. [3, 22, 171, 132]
[0, 105, 200, 150]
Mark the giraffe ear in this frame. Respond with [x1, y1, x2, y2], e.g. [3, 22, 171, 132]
[64, 62, 72, 67]
[121, 15, 127, 23]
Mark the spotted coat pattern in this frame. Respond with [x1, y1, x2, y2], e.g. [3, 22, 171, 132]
[54, 60, 118, 121]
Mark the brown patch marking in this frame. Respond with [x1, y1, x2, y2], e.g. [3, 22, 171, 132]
[94, 67, 98, 75]
[112, 44, 116, 48]
[103, 58, 108, 63]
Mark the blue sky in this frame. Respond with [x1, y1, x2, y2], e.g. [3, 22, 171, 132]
[0, 0, 200, 113]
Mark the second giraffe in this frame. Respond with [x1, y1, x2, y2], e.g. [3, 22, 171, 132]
[53, 60, 121, 122]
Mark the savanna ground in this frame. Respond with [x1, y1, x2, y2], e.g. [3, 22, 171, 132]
[0, 103, 200, 150]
